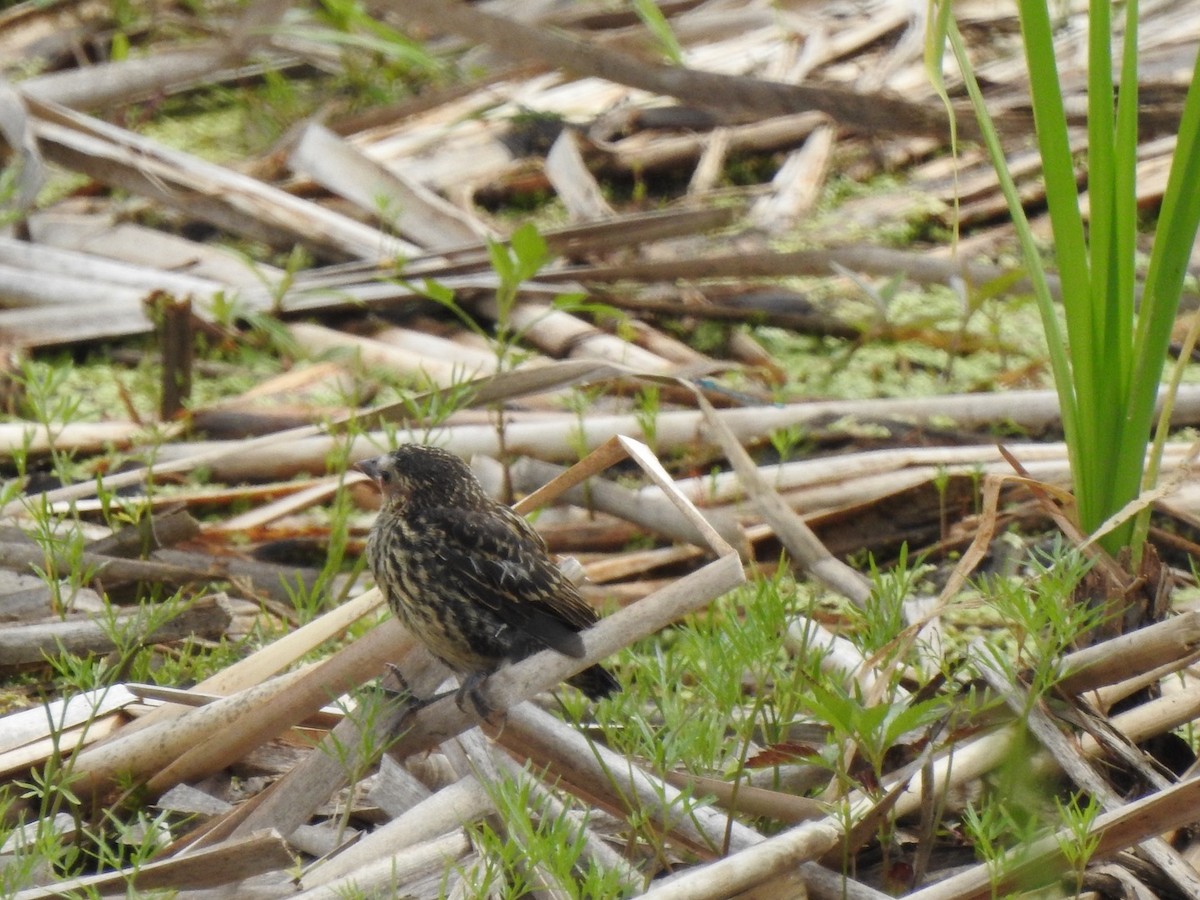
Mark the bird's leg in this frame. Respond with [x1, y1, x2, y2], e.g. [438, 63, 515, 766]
[454, 670, 495, 719]
[376, 663, 432, 731]
[381, 663, 441, 716]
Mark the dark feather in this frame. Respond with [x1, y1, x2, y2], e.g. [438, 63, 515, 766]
[418, 506, 594, 658]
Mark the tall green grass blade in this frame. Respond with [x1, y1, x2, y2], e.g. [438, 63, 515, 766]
[1017, 0, 1105, 530]
[1084, 0, 1115, 368]
[1094, 0, 1144, 551]
[944, 18, 1081, 482]
[923, 0, 960, 243]
[1082, 0, 1130, 529]
[1123, 42, 1200, 553]
[939, 0, 1200, 560]
[1111, 0, 1140, 387]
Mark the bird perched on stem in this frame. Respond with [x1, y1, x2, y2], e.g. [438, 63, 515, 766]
[356, 444, 618, 715]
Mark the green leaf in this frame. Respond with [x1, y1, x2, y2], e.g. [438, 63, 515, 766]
[632, 0, 685, 65]
[509, 222, 550, 281]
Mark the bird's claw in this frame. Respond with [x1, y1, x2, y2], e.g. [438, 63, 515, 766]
[454, 670, 495, 719]
[381, 662, 413, 697]
[454, 671, 509, 731]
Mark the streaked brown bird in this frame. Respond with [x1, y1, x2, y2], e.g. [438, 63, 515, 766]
[356, 444, 618, 712]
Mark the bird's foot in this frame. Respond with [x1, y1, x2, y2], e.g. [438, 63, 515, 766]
[454, 670, 499, 721]
[375, 664, 433, 732]
[381, 663, 413, 697]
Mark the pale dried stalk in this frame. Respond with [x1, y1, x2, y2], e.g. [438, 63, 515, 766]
[213, 474, 355, 532]
[291, 831, 472, 900]
[694, 390, 871, 605]
[662, 442, 1079, 507]
[661, 770, 826, 826]
[372, 326, 514, 371]
[636, 821, 842, 900]
[141, 588, 385, 715]
[852, 616, 1200, 826]
[8, 359, 629, 514]
[1089, 649, 1200, 712]
[290, 122, 492, 249]
[28, 97, 418, 261]
[547, 243, 1043, 294]
[494, 454, 747, 554]
[52, 479, 329, 518]
[0, 699, 129, 781]
[472, 295, 676, 373]
[66, 667, 313, 799]
[301, 776, 492, 888]
[20, 0, 290, 111]
[452, 728, 578, 900]
[13, 829, 293, 900]
[545, 128, 615, 222]
[749, 123, 835, 233]
[0, 233, 223, 298]
[776, 457, 1069, 515]
[1057, 608, 1200, 696]
[1080, 685, 1200, 759]
[66, 595, 392, 797]
[0, 686, 136, 758]
[392, 0, 958, 138]
[143, 622, 417, 796]
[786, 616, 910, 699]
[0, 596, 229, 668]
[288, 322, 491, 388]
[215, 647, 451, 847]
[621, 114, 821, 176]
[582, 543, 705, 583]
[148, 382, 1200, 487]
[0, 421, 148, 455]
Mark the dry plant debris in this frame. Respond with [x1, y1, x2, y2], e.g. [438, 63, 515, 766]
[2, 0, 1200, 896]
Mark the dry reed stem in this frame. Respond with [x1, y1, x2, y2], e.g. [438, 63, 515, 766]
[13, 829, 294, 900]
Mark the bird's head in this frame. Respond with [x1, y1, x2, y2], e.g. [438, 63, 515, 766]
[355, 444, 485, 510]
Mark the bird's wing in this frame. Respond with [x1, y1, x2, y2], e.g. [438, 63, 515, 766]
[423, 506, 599, 658]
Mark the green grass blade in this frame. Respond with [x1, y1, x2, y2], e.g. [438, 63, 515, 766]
[1092, 0, 1144, 551]
[924, 0, 960, 243]
[1085, 0, 1115, 367]
[945, 20, 1080, 480]
[1110, 0, 1140, 384]
[1120, 42, 1200, 510]
[1016, 0, 1101, 528]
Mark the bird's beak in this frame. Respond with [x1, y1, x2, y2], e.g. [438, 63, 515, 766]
[354, 457, 382, 483]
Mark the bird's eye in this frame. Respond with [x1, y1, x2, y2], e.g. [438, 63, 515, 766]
[379, 470, 393, 483]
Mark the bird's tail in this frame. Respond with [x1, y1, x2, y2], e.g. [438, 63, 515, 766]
[568, 663, 620, 700]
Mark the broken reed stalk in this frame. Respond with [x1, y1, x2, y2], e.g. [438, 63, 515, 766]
[12, 829, 294, 900]
[198, 660, 440, 849]
[142, 623, 420, 796]
[146, 291, 193, 420]
[291, 832, 472, 900]
[299, 775, 492, 888]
